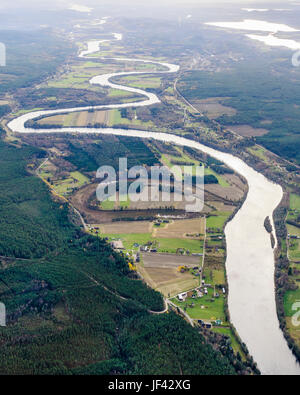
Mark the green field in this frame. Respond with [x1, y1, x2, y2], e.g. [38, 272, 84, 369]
[102, 232, 203, 254]
[104, 233, 151, 250]
[108, 89, 136, 98]
[119, 194, 131, 209]
[287, 194, 300, 224]
[287, 224, 300, 261]
[287, 194, 300, 263]
[205, 166, 229, 187]
[119, 75, 162, 89]
[212, 327, 243, 356]
[108, 109, 154, 128]
[173, 288, 226, 321]
[207, 212, 230, 229]
[40, 169, 54, 179]
[47, 71, 93, 90]
[157, 238, 203, 254]
[204, 268, 226, 285]
[284, 289, 300, 317]
[13, 107, 44, 116]
[46, 62, 107, 90]
[100, 198, 115, 210]
[290, 194, 300, 211]
[247, 146, 268, 162]
[161, 147, 229, 187]
[288, 225, 300, 238]
[99, 194, 131, 210]
[53, 171, 89, 196]
[45, 63, 137, 97]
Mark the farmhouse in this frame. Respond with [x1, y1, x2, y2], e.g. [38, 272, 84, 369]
[178, 292, 187, 302]
[197, 321, 212, 329]
[111, 240, 125, 250]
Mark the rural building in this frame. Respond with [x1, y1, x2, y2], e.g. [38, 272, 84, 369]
[201, 322, 212, 329]
[178, 292, 187, 302]
[111, 240, 125, 250]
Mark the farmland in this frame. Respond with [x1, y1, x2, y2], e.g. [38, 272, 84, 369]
[101, 231, 204, 254]
[28, 133, 240, 336]
[290, 193, 300, 211]
[247, 146, 268, 163]
[17, 31, 249, 354]
[155, 218, 205, 238]
[37, 108, 155, 129]
[228, 125, 268, 138]
[0, 139, 242, 375]
[172, 288, 226, 321]
[114, 75, 162, 90]
[96, 221, 152, 234]
[97, 218, 205, 240]
[287, 225, 300, 261]
[37, 111, 108, 127]
[0, 23, 261, 373]
[54, 172, 89, 196]
[44, 60, 162, 94]
[287, 193, 300, 262]
[191, 97, 237, 120]
[207, 212, 231, 230]
[283, 192, 300, 350]
[177, 61, 300, 165]
[38, 160, 90, 197]
[139, 253, 201, 297]
[160, 146, 230, 187]
[95, 217, 207, 297]
[284, 287, 300, 346]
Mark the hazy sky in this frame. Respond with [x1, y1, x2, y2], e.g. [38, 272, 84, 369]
[0, 0, 294, 10]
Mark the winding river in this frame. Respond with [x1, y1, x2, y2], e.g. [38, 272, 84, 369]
[7, 33, 300, 375]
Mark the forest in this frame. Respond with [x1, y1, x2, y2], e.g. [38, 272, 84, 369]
[0, 29, 75, 96]
[66, 136, 159, 172]
[0, 139, 246, 375]
[178, 60, 300, 164]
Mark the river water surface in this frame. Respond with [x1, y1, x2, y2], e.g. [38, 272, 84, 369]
[7, 34, 300, 375]
[205, 19, 300, 50]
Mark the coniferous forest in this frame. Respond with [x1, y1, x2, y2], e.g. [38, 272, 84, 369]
[0, 139, 240, 375]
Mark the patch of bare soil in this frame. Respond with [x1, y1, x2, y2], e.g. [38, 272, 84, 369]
[192, 97, 237, 119]
[142, 253, 200, 268]
[155, 218, 205, 238]
[227, 124, 269, 137]
[205, 184, 244, 201]
[70, 183, 189, 223]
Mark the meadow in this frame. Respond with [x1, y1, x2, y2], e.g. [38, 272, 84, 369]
[207, 212, 231, 229]
[52, 171, 89, 196]
[172, 288, 226, 322]
[102, 233, 204, 254]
